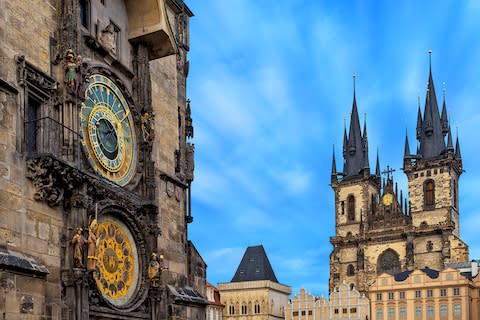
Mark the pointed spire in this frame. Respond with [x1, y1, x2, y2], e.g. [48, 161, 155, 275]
[404, 129, 411, 159]
[418, 50, 446, 159]
[446, 126, 454, 153]
[416, 100, 422, 140]
[455, 129, 462, 159]
[440, 82, 449, 136]
[375, 150, 381, 177]
[331, 145, 337, 177]
[342, 121, 348, 158]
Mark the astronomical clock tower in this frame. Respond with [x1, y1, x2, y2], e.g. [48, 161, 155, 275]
[329, 59, 468, 294]
[0, 0, 205, 319]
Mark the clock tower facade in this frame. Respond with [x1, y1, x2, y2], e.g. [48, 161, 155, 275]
[0, 0, 205, 319]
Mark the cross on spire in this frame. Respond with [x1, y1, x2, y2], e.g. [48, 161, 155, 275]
[381, 165, 395, 180]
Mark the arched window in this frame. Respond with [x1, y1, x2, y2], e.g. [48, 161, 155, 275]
[424, 180, 435, 208]
[347, 195, 355, 221]
[229, 305, 235, 315]
[377, 249, 400, 275]
[241, 304, 247, 315]
[254, 302, 261, 314]
[347, 264, 355, 276]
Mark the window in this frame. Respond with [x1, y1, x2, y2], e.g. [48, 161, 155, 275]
[399, 291, 405, 300]
[254, 304, 260, 314]
[347, 264, 355, 276]
[301, 311, 306, 316]
[347, 195, 355, 221]
[415, 290, 421, 298]
[25, 97, 41, 154]
[229, 305, 235, 315]
[453, 179, 458, 208]
[399, 306, 406, 319]
[427, 305, 434, 318]
[293, 311, 298, 316]
[334, 308, 339, 314]
[377, 249, 401, 275]
[388, 307, 395, 320]
[308, 311, 312, 315]
[343, 308, 347, 314]
[241, 304, 247, 315]
[453, 304, 461, 316]
[388, 292, 395, 300]
[427, 289, 433, 297]
[453, 287, 460, 296]
[440, 288, 447, 297]
[79, 0, 89, 29]
[341, 201, 345, 215]
[424, 180, 435, 208]
[377, 293, 383, 301]
[376, 309, 384, 320]
[440, 304, 447, 318]
[415, 306, 422, 320]
[351, 307, 357, 313]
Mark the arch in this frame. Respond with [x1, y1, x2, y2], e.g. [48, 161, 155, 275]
[347, 195, 355, 221]
[424, 179, 435, 208]
[350, 283, 355, 291]
[347, 264, 355, 276]
[377, 249, 400, 275]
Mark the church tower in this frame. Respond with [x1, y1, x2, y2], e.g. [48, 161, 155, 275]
[403, 54, 468, 266]
[330, 80, 381, 292]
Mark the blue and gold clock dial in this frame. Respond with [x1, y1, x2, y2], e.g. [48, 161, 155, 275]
[80, 74, 137, 186]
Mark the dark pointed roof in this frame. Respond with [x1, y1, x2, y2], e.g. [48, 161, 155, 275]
[375, 150, 381, 177]
[342, 89, 370, 179]
[404, 130, 411, 159]
[331, 146, 337, 176]
[417, 61, 446, 159]
[231, 245, 278, 283]
[455, 136, 462, 159]
[440, 96, 449, 136]
[447, 126, 454, 152]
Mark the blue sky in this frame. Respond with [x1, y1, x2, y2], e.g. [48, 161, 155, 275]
[185, 0, 480, 297]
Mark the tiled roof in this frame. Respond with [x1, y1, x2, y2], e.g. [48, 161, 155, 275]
[231, 245, 278, 283]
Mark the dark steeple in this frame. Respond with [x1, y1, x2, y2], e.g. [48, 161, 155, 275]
[446, 126, 454, 153]
[416, 101, 422, 140]
[331, 146, 337, 183]
[404, 129, 411, 159]
[375, 150, 381, 178]
[362, 116, 370, 174]
[455, 135, 462, 159]
[231, 245, 278, 283]
[417, 51, 446, 159]
[440, 84, 449, 136]
[342, 74, 370, 179]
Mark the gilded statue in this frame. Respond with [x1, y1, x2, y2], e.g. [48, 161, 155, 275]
[148, 253, 167, 287]
[87, 219, 99, 271]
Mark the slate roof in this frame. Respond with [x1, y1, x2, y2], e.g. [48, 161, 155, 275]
[0, 246, 49, 277]
[231, 245, 278, 283]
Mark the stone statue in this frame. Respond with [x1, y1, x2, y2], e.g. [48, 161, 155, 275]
[70, 227, 85, 267]
[87, 219, 99, 271]
[141, 112, 155, 142]
[98, 21, 117, 55]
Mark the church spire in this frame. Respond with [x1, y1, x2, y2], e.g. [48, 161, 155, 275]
[375, 149, 381, 178]
[342, 73, 370, 178]
[417, 50, 446, 159]
[416, 99, 422, 140]
[331, 145, 338, 184]
[447, 126, 454, 153]
[455, 133, 462, 159]
[440, 83, 449, 136]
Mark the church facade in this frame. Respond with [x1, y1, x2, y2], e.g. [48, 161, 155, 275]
[329, 61, 469, 294]
[0, 0, 206, 319]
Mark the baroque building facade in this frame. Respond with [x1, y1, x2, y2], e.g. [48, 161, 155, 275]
[285, 284, 370, 320]
[218, 245, 291, 320]
[368, 265, 480, 320]
[0, 0, 206, 319]
[329, 59, 468, 294]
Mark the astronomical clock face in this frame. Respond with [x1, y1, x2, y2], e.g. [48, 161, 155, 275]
[80, 74, 137, 186]
[95, 217, 139, 307]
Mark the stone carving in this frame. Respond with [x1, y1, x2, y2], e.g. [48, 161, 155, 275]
[357, 248, 365, 270]
[87, 219, 99, 271]
[98, 20, 117, 56]
[141, 112, 155, 142]
[406, 241, 414, 266]
[148, 253, 161, 287]
[185, 143, 195, 182]
[64, 49, 89, 99]
[15, 55, 57, 101]
[20, 295, 34, 313]
[426, 240, 433, 252]
[26, 157, 83, 207]
[71, 227, 85, 267]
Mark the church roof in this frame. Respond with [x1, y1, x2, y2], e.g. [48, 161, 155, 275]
[231, 245, 278, 283]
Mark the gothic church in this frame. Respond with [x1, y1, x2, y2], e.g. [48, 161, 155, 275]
[329, 59, 468, 294]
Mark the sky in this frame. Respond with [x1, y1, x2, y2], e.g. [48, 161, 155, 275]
[185, 0, 480, 297]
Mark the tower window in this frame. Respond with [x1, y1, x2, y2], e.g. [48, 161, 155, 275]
[424, 179, 435, 209]
[79, 0, 89, 29]
[229, 305, 235, 315]
[347, 195, 355, 221]
[347, 264, 355, 276]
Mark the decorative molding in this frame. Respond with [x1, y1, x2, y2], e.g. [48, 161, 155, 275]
[15, 55, 57, 101]
[0, 77, 18, 94]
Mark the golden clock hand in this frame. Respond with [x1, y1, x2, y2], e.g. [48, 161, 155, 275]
[117, 109, 130, 130]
